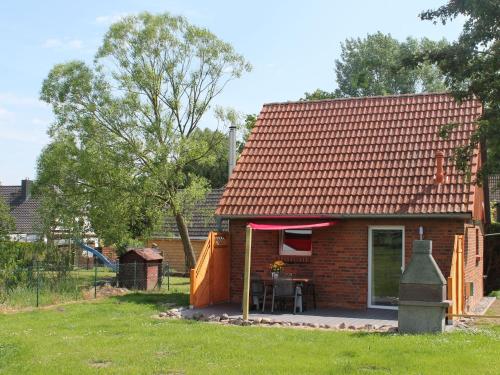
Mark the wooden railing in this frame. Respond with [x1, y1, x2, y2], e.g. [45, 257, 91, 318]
[447, 234, 464, 317]
[190, 231, 230, 308]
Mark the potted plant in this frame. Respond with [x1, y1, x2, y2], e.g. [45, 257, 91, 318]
[270, 260, 285, 279]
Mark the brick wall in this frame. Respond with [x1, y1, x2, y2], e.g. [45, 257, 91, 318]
[229, 218, 481, 310]
[102, 247, 118, 261]
[146, 238, 205, 273]
[464, 224, 484, 310]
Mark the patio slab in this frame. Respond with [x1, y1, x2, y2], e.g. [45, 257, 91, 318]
[182, 304, 398, 327]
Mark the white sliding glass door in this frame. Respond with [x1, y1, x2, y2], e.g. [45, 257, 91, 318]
[368, 226, 404, 309]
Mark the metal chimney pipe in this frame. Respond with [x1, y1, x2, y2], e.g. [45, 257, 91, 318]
[435, 151, 444, 184]
[228, 125, 237, 177]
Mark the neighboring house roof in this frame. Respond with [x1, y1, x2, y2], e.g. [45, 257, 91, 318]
[123, 248, 163, 261]
[154, 188, 226, 239]
[0, 184, 40, 233]
[217, 93, 483, 218]
[490, 175, 500, 202]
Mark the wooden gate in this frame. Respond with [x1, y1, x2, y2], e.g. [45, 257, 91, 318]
[448, 234, 464, 317]
[190, 231, 230, 308]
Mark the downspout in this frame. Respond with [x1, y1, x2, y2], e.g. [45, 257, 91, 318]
[228, 125, 237, 177]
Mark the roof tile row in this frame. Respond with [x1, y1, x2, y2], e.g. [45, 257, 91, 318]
[217, 93, 482, 217]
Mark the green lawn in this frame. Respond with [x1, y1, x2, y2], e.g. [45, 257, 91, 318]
[0, 280, 499, 375]
[1, 267, 165, 309]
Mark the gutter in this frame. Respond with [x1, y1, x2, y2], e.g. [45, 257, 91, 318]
[216, 213, 472, 220]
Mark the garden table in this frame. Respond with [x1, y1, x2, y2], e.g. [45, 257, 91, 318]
[259, 277, 317, 312]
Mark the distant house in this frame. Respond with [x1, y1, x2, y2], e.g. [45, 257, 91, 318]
[146, 188, 226, 273]
[214, 93, 485, 313]
[489, 175, 500, 222]
[0, 179, 41, 242]
[0, 179, 98, 253]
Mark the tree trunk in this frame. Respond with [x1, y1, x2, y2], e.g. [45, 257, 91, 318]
[175, 212, 197, 270]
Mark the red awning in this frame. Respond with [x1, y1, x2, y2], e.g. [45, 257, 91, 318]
[247, 221, 338, 231]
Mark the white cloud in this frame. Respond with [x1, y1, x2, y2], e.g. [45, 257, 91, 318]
[0, 93, 51, 145]
[41, 37, 84, 50]
[95, 12, 130, 25]
[0, 93, 47, 109]
[67, 39, 83, 49]
[0, 128, 47, 145]
[31, 117, 50, 126]
[0, 106, 13, 118]
[42, 38, 62, 48]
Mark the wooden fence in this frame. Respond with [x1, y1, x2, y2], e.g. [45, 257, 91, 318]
[190, 232, 230, 308]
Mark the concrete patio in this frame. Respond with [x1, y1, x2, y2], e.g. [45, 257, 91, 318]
[182, 303, 398, 328]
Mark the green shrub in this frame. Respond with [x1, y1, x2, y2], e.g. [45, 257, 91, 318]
[0, 241, 72, 298]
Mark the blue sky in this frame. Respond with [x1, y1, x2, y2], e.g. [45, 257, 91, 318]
[0, 0, 463, 185]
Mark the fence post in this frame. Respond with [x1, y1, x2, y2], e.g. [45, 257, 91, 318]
[94, 263, 97, 299]
[35, 260, 40, 308]
[134, 261, 137, 290]
[167, 263, 170, 291]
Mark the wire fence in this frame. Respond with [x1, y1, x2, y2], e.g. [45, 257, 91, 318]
[0, 260, 171, 309]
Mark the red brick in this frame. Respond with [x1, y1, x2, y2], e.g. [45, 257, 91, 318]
[228, 218, 483, 311]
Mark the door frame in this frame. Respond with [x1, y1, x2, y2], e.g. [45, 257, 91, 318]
[367, 225, 405, 310]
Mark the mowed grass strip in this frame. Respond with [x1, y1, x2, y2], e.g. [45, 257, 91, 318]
[0, 280, 499, 375]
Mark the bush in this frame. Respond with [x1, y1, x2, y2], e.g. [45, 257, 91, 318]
[0, 241, 72, 297]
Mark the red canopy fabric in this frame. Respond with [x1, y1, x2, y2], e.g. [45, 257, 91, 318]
[247, 221, 338, 231]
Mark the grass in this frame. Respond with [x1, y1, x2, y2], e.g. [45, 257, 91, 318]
[0, 267, 174, 309]
[489, 290, 500, 298]
[0, 279, 499, 374]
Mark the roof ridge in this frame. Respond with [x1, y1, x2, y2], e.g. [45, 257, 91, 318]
[262, 91, 454, 107]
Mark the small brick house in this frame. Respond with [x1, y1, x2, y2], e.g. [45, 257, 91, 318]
[118, 248, 163, 290]
[216, 93, 486, 312]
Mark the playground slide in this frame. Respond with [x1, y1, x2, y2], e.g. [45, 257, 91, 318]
[76, 241, 117, 271]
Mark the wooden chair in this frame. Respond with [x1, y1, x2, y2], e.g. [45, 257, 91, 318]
[271, 278, 302, 314]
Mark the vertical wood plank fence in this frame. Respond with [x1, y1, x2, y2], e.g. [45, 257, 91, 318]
[190, 231, 230, 308]
[448, 234, 464, 317]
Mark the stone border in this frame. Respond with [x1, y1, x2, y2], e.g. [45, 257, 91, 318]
[158, 308, 398, 333]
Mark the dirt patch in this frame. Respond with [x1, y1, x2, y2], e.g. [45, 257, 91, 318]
[88, 359, 112, 368]
[82, 285, 128, 299]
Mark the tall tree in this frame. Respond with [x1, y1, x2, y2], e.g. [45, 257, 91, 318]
[0, 196, 15, 241]
[303, 32, 448, 99]
[39, 12, 251, 267]
[34, 133, 161, 251]
[183, 127, 229, 188]
[408, 0, 500, 177]
[237, 114, 257, 154]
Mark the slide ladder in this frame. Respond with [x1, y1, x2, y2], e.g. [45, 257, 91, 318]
[76, 241, 117, 271]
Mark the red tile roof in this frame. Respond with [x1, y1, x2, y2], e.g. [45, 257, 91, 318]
[217, 93, 483, 217]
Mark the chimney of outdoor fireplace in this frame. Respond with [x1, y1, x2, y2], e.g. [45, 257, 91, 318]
[228, 125, 236, 177]
[435, 151, 444, 184]
[21, 178, 32, 202]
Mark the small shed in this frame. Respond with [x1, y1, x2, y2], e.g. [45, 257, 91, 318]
[118, 248, 163, 290]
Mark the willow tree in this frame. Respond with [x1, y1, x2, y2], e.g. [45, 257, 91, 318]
[40, 12, 251, 267]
